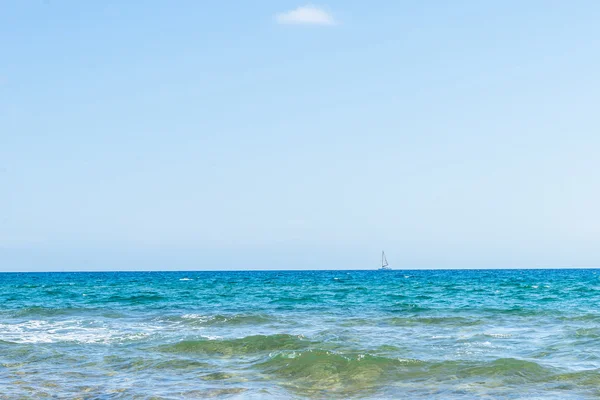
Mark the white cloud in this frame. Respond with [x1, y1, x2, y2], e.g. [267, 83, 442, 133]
[275, 5, 337, 26]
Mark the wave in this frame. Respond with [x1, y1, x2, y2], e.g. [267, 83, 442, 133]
[257, 353, 556, 395]
[478, 307, 549, 316]
[104, 355, 213, 372]
[388, 294, 410, 300]
[11, 307, 94, 318]
[454, 358, 551, 380]
[258, 350, 416, 395]
[559, 314, 600, 323]
[157, 334, 310, 355]
[388, 303, 431, 312]
[386, 316, 482, 326]
[182, 388, 248, 397]
[575, 328, 600, 339]
[199, 372, 238, 381]
[260, 350, 423, 372]
[159, 313, 273, 327]
[100, 311, 128, 319]
[552, 369, 600, 386]
[0, 320, 150, 344]
[9, 307, 128, 319]
[339, 318, 374, 327]
[103, 294, 166, 304]
[269, 296, 318, 304]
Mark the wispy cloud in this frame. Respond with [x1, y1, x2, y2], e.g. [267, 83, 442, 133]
[275, 5, 337, 26]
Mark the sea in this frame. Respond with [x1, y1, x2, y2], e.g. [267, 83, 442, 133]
[1, 269, 599, 399]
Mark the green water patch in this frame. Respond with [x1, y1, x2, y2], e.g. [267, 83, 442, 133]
[1, 344, 79, 368]
[257, 350, 424, 397]
[256, 352, 561, 397]
[559, 314, 600, 323]
[338, 318, 375, 327]
[156, 334, 311, 356]
[152, 359, 214, 370]
[551, 369, 600, 386]
[199, 372, 236, 381]
[574, 328, 600, 339]
[374, 344, 405, 353]
[453, 358, 552, 381]
[103, 355, 213, 372]
[477, 307, 550, 317]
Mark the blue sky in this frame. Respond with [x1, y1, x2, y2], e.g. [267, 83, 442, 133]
[1, 1, 599, 271]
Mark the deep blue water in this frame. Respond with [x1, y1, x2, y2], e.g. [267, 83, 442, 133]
[1, 269, 600, 399]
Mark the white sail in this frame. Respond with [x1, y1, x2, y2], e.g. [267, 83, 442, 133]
[380, 251, 390, 270]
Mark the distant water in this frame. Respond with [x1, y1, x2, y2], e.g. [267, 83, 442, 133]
[1, 270, 600, 399]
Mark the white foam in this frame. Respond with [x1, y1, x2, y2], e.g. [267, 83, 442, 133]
[201, 335, 222, 340]
[181, 314, 207, 320]
[485, 332, 512, 338]
[0, 320, 150, 344]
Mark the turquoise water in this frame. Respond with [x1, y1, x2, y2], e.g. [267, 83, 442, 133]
[1, 270, 599, 399]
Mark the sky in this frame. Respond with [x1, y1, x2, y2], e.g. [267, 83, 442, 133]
[1, 1, 599, 271]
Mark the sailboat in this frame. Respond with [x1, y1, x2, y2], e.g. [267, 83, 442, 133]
[379, 251, 391, 270]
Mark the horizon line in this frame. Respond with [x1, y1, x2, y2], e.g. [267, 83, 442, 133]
[0, 267, 598, 273]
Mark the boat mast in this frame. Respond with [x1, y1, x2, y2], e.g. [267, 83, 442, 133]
[382, 251, 388, 268]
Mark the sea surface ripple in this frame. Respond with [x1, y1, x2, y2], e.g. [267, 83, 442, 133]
[1, 269, 599, 399]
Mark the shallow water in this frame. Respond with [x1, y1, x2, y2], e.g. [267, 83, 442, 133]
[1, 269, 599, 399]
